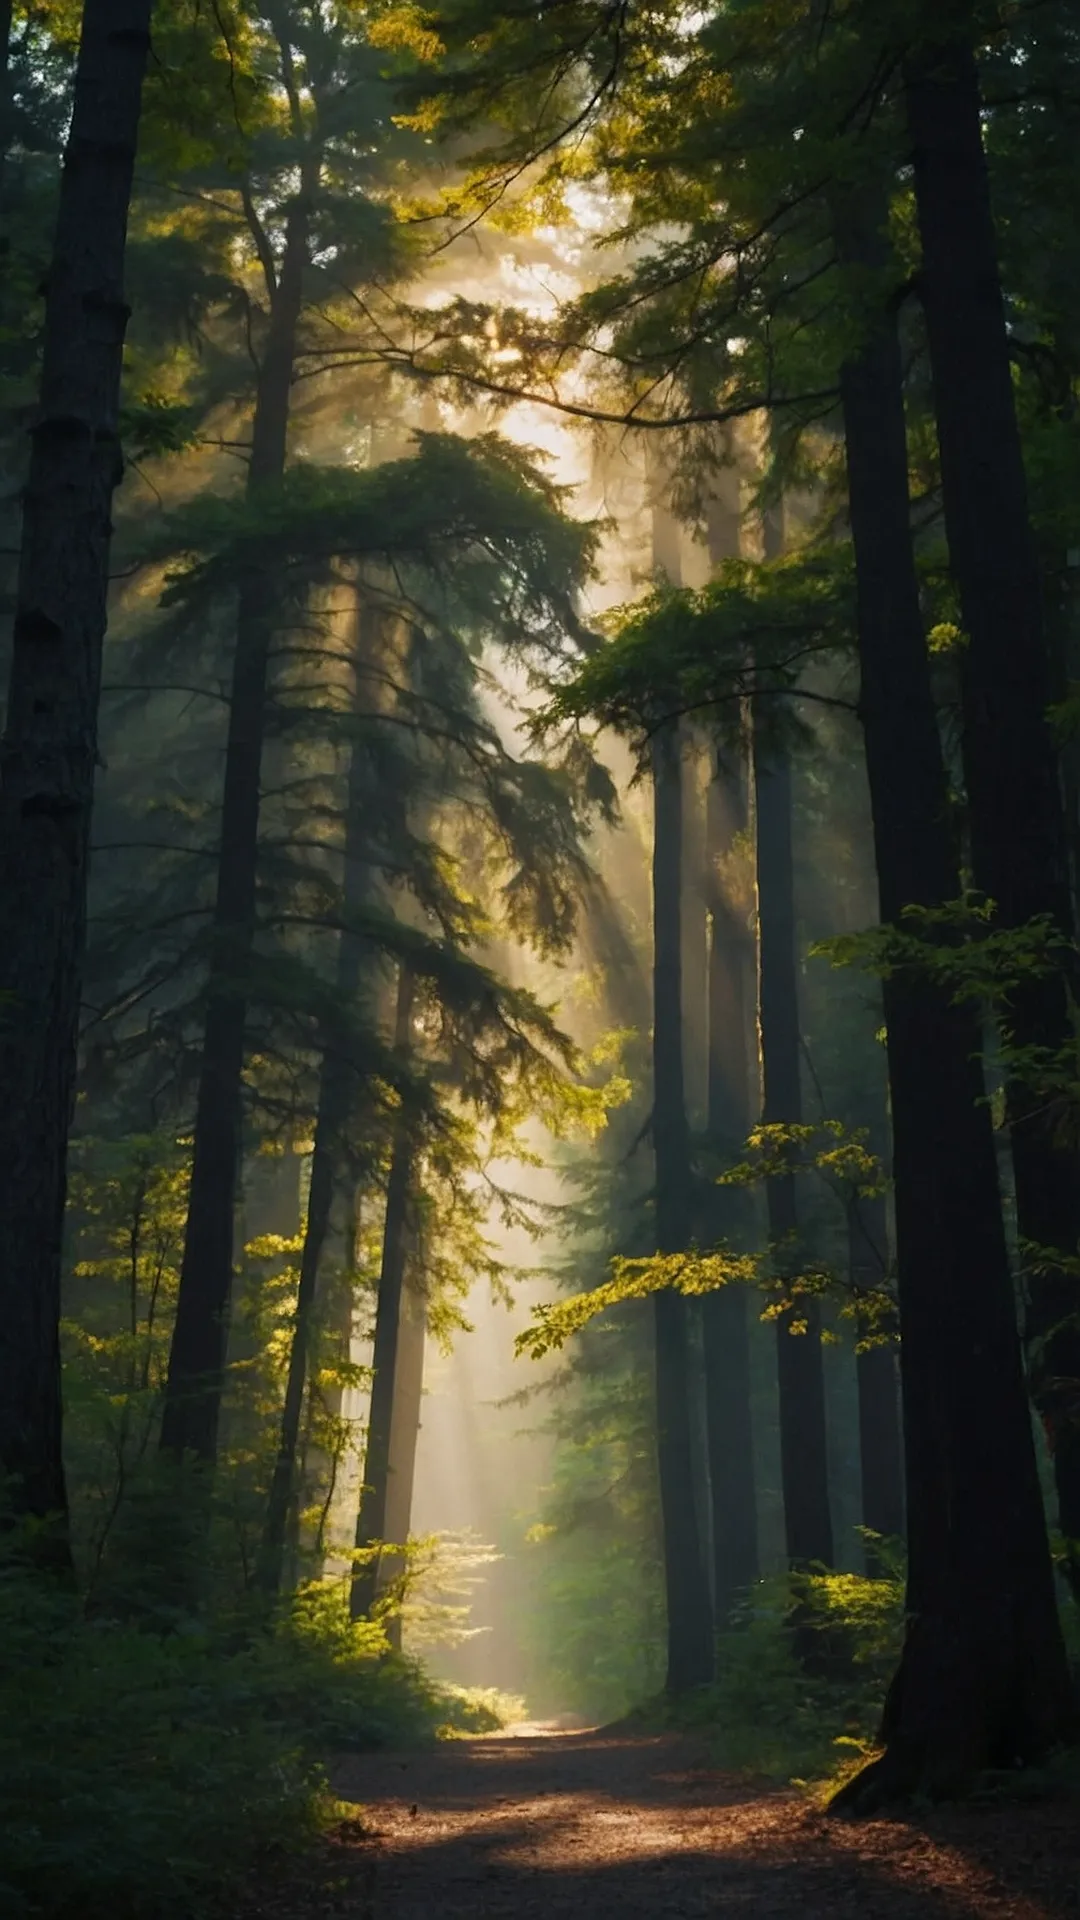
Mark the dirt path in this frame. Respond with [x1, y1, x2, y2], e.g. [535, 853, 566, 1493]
[290, 1728, 1080, 1919]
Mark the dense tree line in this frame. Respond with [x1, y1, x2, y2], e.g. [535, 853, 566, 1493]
[2, 3, 1080, 1880]
[407, 0, 1080, 1799]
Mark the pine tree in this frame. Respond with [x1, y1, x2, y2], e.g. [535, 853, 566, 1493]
[446, 0, 1077, 1793]
[703, 744, 759, 1613]
[903, 10, 1080, 1591]
[753, 700, 833, 1573]
[700, 457, 759, 1618]
[0, 0, 151, 1556]
[830, 164, 1073, 1803]
[350, 961, 415, 1620]
[649, 481, 714, 1689]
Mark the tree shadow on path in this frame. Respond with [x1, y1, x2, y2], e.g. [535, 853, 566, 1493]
[320, 1729, 1080, 1920]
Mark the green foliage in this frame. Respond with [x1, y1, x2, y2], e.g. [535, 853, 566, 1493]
[517, 1236, 898, 1359]
[20, 0, 1080, 1867]
[657, 1560, 905, 1786]
[517, 1111, 896, 1359]
[119, 394, 200, 462]
[516, 1246, 759, 1358]
[62, 1134, 190, 1586]
[519, 1350, 666, 1723]
[545, 549, 855, 753]
[510, 974, 665, 1721]
[0, 1558, 513, 1919]
[144, 432, 596, 650]
[813, 896, 1070, 1007]
[433, 1686, 528, 1737]
[525, 1520, 665, 1724]
[721, 1118, 883, 1197]
[250, 1576, 512, 1747]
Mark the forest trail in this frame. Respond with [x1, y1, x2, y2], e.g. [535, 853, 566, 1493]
[260, 1728, 1080, 1919]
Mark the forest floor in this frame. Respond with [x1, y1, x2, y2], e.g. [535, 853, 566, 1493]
[247, 1726, 1080, 1919]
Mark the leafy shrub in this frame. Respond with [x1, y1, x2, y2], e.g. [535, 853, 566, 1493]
[663, 1558, 905, 1785]
[247, 1579, 520, 1748]
[0, 1563, 511, 1919]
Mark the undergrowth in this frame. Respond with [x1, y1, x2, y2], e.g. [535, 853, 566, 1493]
[0, 1560, 511, 1920]
[641, 1554, 1080, 1804]
[646, 1559, 905, 1788]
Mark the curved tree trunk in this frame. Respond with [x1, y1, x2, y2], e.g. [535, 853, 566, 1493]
[0, 0, 150, 1560]
[160, 169, 316, 1470]
[904, 26, 1080, 1594]
[830, 183, 1073, 1810]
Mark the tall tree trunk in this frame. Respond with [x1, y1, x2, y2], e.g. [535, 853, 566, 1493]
[0, 0, 13, 209]
[681, 748, 709, 1127]
[379, 1266, 426, 1652]
[830, 184, 1073, 1809]
[257, 604, 377, 1597]
[652, 718, 716, 1689]
[648, 470, 714, 1689]
[848, 1176, 905, 1562]
[257, 1112, 336, 1599]
[160, 169, 316, 1469]
[904, 26, 1080, 1593]
[0, 0, 150, 1557]
[703, 754, 760, 1617]
[350, 963, 416, 1623]
[700, 458, 759, 1620]
[753, 701, 834, 1571]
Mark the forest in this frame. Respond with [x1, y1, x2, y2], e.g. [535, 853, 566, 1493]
[3, 0, 1080, 1914]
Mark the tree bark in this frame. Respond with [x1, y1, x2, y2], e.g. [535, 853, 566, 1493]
[753, 701, 834, 1571]
[681, 748, 709, 1128]
[703, 753, 760, 1618]
[0, 0, 13, 207]
[256, 1076, 339, 1598]
[830, 183, 1074, 1809]
[648, 471, 714, 1688]
[652, 718, 716, 1689]
[379, 1266, 426, 1651]
[0, 0, 151, 1557]
[904, 24, 1080, 1593]
[700, 463, 759, 1620]
[847, 1179, 905, 1561]
[256, 604, 378, 1597]
[350, 963, 416, 1623]
[160, 167, 316, 1468]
